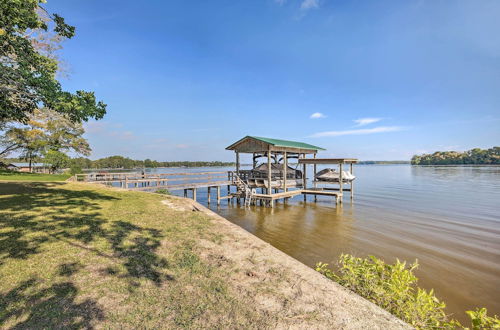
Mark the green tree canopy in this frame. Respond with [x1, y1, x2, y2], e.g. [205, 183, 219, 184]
[43, 149, 69, 172]
[0, 108, 91, 169]
[411, 147, 500, 165]
[0, 0, 106, 123]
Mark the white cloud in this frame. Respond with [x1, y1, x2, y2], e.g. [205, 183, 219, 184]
[353, 117, 381, 126]
[275, 0, 286, 5]
[109, 130, 135, 141]
[175, 144, 189, 149]
[310, 112, 326, 119]
[310, 126, 403, 137]
[84, 121, 136, 140]
[300, 0, 319, 10]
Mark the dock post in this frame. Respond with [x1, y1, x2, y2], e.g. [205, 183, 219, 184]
[350, 163, 354, 200]
[207, 187, 211, 204]
[267, 148, 272, 196]
[339, 163, 343, 204]
[236, 151, 240, 175]
[302, 156, 307, 202]
[217, 186, 221, 205]
[184, 189, 187, 198]
[313, 154, 317, 202]
[283, 151, 288, 193]
[193, 188, 197, 201]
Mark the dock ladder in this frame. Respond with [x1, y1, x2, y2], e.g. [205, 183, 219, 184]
[230, 172, 254, 207]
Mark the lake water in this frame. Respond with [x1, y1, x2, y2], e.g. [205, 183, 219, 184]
[143, 165, 500, 322]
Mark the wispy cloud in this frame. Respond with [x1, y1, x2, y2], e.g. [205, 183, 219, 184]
[274, 0, 286, 5]
[84, 121, 136, 141]
[353, 117, 381, 126]
[310, 126, 403, 137]
[109, 130, 135, 141]
[300, 0, 319, 10]
[310, 112, 326, 119]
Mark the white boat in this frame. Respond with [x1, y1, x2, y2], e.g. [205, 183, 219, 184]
[315, 168, 355, 183]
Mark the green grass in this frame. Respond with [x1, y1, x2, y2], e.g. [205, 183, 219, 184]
[0, 170, 71, 182]
[0, 181, 268, 328]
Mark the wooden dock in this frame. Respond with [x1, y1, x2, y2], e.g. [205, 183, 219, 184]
[74, 170, 346, 207]
[74, 171, 233, 205]
[249, 189, 342, 207]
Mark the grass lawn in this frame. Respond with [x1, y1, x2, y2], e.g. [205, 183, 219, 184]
[0, 170, 71, 182]
[0, 181, 269, 328]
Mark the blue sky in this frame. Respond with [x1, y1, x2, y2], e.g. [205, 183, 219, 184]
[46, 0, 500, 161]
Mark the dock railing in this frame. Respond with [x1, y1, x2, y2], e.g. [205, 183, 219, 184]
[74, 171, 231, 191]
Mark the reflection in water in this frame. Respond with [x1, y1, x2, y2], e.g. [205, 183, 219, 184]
[150, 165, 500, 323]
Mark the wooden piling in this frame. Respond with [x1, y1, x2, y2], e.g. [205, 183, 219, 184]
[313, 154, 317, 202]
[283, 151, 288, 192]
[236, 151, 240, 175]
[350, 163, 354, 199]
[302, 154, 307, 201]
[339, 163, 343, 203]
[267, 148, 272, 196]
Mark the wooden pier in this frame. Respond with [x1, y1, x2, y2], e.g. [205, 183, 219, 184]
[74, 136, 357, 208]
[74, 171, 233, 205]
[73, 169, 345, 207]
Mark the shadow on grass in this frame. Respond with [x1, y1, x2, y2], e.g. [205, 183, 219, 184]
[0, 278, 104, 329]
[0, 182, 173, 326]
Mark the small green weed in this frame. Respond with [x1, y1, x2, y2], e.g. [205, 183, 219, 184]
[155, 189, 170, 195]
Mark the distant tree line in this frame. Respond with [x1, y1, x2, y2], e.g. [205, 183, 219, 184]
[411, 147, 500, 165]
[69, 156, 234, 169]
[3, 155, 235, 171]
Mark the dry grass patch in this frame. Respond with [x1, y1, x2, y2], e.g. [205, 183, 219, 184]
[0, 182, 272, 328]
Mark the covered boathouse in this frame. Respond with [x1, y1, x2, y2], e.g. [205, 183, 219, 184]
[225, 136, 357, 207]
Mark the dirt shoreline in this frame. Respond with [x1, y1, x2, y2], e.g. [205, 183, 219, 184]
[168, 195, 411, 329]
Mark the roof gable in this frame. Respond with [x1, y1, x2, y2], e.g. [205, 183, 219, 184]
[250, 136, 325, 150]
[226, 136, 325, 153]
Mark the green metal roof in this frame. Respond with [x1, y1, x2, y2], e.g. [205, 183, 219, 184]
[227, 136, 325, 151]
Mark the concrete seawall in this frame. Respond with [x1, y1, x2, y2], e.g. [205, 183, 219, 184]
[170, 195, 412, 329]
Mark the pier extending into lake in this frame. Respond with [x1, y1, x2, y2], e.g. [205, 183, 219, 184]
[74, 136, 358, 207]
[73, 166, 353, 207]
[73, 136, 357, 207]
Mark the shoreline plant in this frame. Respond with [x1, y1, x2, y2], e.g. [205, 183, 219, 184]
[316, 254, 500, 329]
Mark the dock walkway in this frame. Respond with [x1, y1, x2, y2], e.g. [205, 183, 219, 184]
[74, 170, 345, 207]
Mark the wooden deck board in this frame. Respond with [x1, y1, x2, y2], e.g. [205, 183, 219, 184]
[126, 180, 232, 191]
[302, 189, 342, 197]
[252, 189, 303, 200]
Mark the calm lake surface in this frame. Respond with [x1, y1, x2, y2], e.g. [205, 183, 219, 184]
[147, 165, 500, 322]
